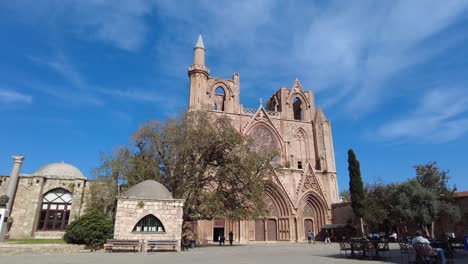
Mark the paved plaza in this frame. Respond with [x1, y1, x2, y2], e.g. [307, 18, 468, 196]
[1, 242, 467, 264]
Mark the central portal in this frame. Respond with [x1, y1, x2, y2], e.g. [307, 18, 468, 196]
[213, 219, 225, 242]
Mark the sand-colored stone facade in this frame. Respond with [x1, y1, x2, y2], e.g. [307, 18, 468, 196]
[113, 198, 184, 251]
[188, 35, 339, 243]
[0, 162, 88, 239]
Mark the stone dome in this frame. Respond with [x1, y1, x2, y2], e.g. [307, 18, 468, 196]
[122, 180, 173, 200]
[33, 162, 87, 180]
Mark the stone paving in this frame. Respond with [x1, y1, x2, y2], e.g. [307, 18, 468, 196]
[1, 242, 467, 264]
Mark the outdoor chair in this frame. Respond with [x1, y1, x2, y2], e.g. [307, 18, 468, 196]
[350, 240, 363, 257]
[376, 241, 390, 258]
[361, 240, 376, 259]
[413, 243, 440, 264]
[399, 242, 416, 264]
[339, 241, 352, 257]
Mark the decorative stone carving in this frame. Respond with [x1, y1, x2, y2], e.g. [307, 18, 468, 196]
[250, 126, 277, 152]
[302, 173, 321, 194]
[303, 203, 314, 217]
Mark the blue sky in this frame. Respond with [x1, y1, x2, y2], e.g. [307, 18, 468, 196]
[1, 1, 467, 192]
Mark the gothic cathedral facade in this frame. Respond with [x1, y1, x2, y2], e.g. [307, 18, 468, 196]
[188, 35, 339, 242]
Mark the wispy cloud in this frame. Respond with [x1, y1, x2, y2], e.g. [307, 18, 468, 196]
[295, 1, 468, 114]
[96, 88, 165, 103]
[377, 87, 468, 143]
[29, 55, 86, 88]
[5, 0, 157, 51]
[0, 89, 32, 104]
[29, 54, 170, 106]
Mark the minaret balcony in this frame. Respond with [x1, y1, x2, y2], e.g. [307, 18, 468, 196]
[188, 64, 210, 76]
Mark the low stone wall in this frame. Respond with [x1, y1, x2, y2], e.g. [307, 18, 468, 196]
[0, 243, 85, 255]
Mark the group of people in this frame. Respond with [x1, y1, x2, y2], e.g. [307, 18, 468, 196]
[218, 231, 234, 246]
[307, 230, 331, 244]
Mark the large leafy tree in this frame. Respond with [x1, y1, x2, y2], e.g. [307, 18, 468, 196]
[414, 162, 460, 237]
[90, 111, 275, 221]
[348, 149, 365, 235]
[363, 182, 401, 233]
[395, 180, 440, 236]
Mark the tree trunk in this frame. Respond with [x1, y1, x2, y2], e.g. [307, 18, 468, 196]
[431, 221, 435, 239]
[423, 225, 430, 237]
[360, 217, 365, 237]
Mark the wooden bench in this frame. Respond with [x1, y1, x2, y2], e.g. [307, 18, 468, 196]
[104, 239, 142, 252]
[146, 240, 178, 252]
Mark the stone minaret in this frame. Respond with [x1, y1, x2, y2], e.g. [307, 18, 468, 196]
[188, 34, 210, 111]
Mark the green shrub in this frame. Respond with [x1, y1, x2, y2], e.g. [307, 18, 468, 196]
[63, 209, 114, 249]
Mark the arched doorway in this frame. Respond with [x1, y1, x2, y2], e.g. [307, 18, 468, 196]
[255, 184, 291, 241]
[304, 219, 313, 239]
[299, 192, 328, 241]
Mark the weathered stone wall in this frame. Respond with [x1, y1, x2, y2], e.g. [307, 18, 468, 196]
[2, 176, 88, 239]
[114, 198, 184, 251]
[331, 202, 354, 225]
[8, 176, 44, 238]
[435, 192, 468, 239]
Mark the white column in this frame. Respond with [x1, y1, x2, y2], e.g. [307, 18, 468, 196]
[6, 155, 25, 210]
[0, 208, 10, 241]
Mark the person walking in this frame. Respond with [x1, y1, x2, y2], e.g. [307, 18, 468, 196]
[229, 231, 234, 246]
[324, 230, 331, 244]
[307, 230, 313, 244]
[220, 233, 225, 246]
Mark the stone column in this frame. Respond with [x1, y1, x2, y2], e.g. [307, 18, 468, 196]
[6, 155, 25, 210]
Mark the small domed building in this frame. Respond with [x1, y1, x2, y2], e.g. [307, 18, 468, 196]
[0, 161, 89, 239]
[113, 180, 184, 251]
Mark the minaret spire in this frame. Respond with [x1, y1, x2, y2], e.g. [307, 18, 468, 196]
[192, 34, 206, 66]
[188, 34, 210, 111]
[195, 34, 204, 49]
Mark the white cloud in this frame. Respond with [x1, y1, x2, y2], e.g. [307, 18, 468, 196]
[96, 88, 165, 103]
[0, 89, 32, 104]
[5, 0, 158, 51]
[296, 0, 468, 114]
[377, 87, 468, 143]
[6, 0, 468, 137]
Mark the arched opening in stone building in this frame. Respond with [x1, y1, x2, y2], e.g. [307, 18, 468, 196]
[293, 97, 303, 120]
[298, 192, 327, 241]
[133, 214, 165, 232]
[255, 184, 291, 241]
[214, 87, 226, 111]
[37, 188, 72, 231]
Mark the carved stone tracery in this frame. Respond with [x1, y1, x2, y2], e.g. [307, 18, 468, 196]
[301, 173, 321, 194]
[250, 126, 277, 152]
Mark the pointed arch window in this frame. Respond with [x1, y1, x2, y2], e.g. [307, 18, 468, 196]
[37, 188, 72, 231]
[214, 87, 226, 111]
[293, 97, 303, 120]
[133, 215, 165, 232]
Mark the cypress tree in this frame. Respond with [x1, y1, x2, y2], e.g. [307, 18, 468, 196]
[348, 149, 365, 235]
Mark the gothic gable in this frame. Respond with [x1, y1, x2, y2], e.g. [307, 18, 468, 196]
[286, 79, 311, 109]
[242, 106, 284, 150]
[296, 164, 326, 203]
